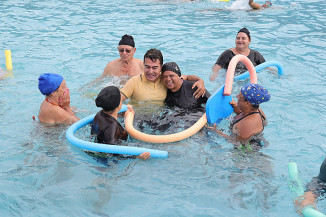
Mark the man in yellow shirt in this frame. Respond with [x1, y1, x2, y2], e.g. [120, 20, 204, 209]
[121, 48, 205, 103]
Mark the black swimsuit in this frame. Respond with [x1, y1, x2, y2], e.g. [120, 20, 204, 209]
[230, 109, 267, 151]
[306, 158, 326, 197]
[231, 109, 266, 129]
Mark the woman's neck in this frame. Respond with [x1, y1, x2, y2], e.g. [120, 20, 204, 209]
[45, 96, 59, 106]
[234, 47, 250, 55]
[241, 107, 258, 116]
[103, 110, 118, 119]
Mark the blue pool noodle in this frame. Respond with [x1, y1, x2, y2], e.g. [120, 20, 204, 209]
[234, 60, 284, 80]
[288, 162, 326, 217]
[66, 105, 168, 158]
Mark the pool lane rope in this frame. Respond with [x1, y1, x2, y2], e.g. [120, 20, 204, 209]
[66, 105, 168, 158]
[288, 162, 326, 217]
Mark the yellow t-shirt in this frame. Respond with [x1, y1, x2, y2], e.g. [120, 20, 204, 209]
[121, 74, 167, 102]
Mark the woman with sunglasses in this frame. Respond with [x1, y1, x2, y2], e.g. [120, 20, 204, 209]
[210, 28, 266, 81]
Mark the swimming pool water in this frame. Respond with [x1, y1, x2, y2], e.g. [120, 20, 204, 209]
[1, 0, 326, 216]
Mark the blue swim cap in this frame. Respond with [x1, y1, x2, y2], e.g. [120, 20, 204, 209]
[241, 83, 270, 105]
[38, 73, 64, 95]
[262, 1, 272, 8]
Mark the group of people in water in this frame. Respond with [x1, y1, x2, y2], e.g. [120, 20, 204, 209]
[36, 28, 324, 212]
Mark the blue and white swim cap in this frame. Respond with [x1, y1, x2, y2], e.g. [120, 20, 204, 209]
[240, 83, 271, 105]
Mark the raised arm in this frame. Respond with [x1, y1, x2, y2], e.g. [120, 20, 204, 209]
[249, 0, 262, 10]
[210, 64, 222, 81]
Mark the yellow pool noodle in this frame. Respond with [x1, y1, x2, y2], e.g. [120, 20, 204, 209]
[5, 50, 13, 71]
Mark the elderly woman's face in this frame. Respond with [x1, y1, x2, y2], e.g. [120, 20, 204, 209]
[235, 32, 251, 49]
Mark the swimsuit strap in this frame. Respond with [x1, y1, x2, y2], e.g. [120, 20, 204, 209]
[233, 111, 259, 126]
[45, 98, 64, 109]
[233, 108, 265, 127]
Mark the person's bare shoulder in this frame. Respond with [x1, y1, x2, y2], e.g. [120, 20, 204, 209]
[235, 115, 263, 139]
[134, 58, 143, 64]
[103, 58, 121, 75]
[38, 102, 75, 125]
[136, 58, 144, 68]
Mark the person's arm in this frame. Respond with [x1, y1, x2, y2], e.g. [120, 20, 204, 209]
[124, 105, 135, 117]
[120, 76, 136, 102]
[210, 64, 222, 81]
[60, 111, 80, 125]
[181, 74, 205, 98]
[47, 106, 79, 125]
[230, 99, 241, 114]
[249, 0, 262, 9]
[102, 62, 113, 75]
[295, 191, 317, 214]
[206, 123, 236, 142]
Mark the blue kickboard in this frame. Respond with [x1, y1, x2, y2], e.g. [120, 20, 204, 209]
[206, 84, 233, 124]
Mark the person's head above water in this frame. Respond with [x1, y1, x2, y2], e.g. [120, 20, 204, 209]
[235, 28, 252, 51]
[118, 34, 136, 61]
[238, 27, 251, 40]
[38, 73, 64, 96]
[262, 1, 272, 8]
[143, 48, 163, 66]
[240, 83, 271, 106]
[95, 86, 122, 112]
[162, 62, 183, 92]
[143, 48, 164, 83]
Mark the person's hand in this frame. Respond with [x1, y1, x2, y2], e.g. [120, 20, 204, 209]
[230, 99, 241, 114]
[230, 99, 237, 107]
[58, 88, 71, 109]
[125, 104, 135, 117]
[138, 152, 151, 160]
[192, 79, 206, 99]
[206, 123, 217, 131]
[295, 191, 317, 214]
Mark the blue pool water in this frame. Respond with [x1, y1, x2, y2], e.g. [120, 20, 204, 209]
[1, 0, 326, 216]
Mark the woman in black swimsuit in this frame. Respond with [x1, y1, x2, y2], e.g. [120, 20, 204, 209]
[208, 83, 270, 150]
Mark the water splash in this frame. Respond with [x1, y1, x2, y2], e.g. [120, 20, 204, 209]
[227, 0, 251, 10]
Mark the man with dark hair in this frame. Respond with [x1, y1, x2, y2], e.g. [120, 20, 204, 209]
[120, 48, 206, 103]
[102, 34, 144, 77]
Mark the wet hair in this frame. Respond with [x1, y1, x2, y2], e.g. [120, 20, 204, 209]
[237, 27, 251, 40]
[143, 48, 163, 66]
